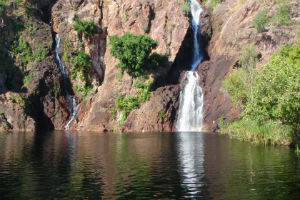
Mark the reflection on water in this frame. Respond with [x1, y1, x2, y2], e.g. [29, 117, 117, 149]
[177, 133, 205, 198]
[0, 132, 299, 199]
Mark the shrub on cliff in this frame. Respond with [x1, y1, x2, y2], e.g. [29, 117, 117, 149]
[273, 5, 291, 26]
[72, 50, 91, 72]
[181, 1, 190, 17]
[252, 9, 269, 32]
[73, 16, 96, 39]
[109, 33, 168, 77]
[223, 45, 259, 106]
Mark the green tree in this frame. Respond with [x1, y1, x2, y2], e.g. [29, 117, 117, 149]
[73, 16, 97, 39]
[244, 44, 300, 128]
[109, 33, 167, 77]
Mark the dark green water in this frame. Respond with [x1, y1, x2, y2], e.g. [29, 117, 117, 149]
[0, 131, 299, 199]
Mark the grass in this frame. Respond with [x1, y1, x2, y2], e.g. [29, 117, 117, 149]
[272, 5, 291, 25]
[252, 9, 269, 32]
[113, 78, 152, 125]
[181, 1, 191, 16]
[221, 120, 294, 145]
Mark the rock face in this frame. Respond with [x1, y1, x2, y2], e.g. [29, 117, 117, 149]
[199, 0, 300, 131]
[51, 0, 189, 132]
[1, 0, 299, 133]
[0, 1, 68, 132]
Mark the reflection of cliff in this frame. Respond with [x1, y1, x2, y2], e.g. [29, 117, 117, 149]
[0, 132, 184, 199]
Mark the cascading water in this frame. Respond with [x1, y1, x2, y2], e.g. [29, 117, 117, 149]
[55, 34, 78, 130]
[176, 0, 204, 132]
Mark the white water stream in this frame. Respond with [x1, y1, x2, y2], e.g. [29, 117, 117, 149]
[55, 34, 78, 130]
[176, 0, 204, 132]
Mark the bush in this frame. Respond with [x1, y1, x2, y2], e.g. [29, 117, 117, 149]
[73, 16, 97, 39]
[71, 50, 92, 95]
[222, 68, 249, 106]
[115, 95, 139, 123]
[223, 45, 259, 106]
[252, 9, 269, 32]
[109, 33, 166, 77]
[222, 38, 300, 144]
[243, 44, 300, 127]
[114, 78, 152, 124]
[273, 5, 291, 25]
[239, 44, 260, 70]
[181, 1, 191, 16]
[72, 50, 91, 72]
[11, 36, 33, 70]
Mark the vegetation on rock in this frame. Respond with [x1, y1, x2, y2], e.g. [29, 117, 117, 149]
[252, 9, 269, 32]
[71, 50, 92, 99]
[114, 78, 152, 124]
[181, 1, 191, 17]
[109, 33, 168, 77]
[73, 16, 97, 39]
[273, 5, 291, 25]
[222, 27, 300, 145]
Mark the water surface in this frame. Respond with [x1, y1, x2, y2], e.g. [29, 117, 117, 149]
[0, 131, 299, 199]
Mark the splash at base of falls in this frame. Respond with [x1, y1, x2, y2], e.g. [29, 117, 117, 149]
[64, 96, 78, 130]
[176, 71, 204, 132]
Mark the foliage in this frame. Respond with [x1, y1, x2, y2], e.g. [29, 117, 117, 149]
[222, 39, 300, 145]
[159, 112, 166, 119]
[239, 44, 260, 70]
[252, 9, 269, 32]
[24, 73, 36, 86]
[243, 44, 300, 128]
[142, 23, 149, 33]
[109, 33, 167, 77]
[181, 1, 191, 17]
[134, 79, 152, 103]
[221, 120, 293, 145]
[273, 5, 291, 25]
[72, 50, 91, 72]
[116, 71, 123, 82]
[211, 0, 222, 12]
[26, 23, 38, 35]
[33, 45, 47, 62]
[223, 45, 259, 106]
[71, 50, 92, 98]
[73, 16, 97, 39]
[11, 36, 32, 70]
[63, 38, 71, 63]
[114, 78, 152, 124]
[115, 95, 139, 123]
[222, 68, 249, 106]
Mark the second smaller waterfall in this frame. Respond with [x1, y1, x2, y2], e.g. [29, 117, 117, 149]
[176, 72, 204, 132]
[55, 34, 78, 130]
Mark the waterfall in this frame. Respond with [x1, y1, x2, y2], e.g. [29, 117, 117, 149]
[177, 72, 204, 131]
[190, 0, 203, 71]
[55, 34, 78, 130]
[176, 0, 204, 132]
